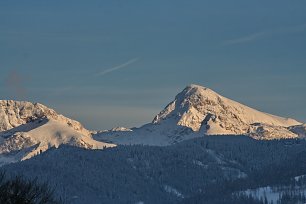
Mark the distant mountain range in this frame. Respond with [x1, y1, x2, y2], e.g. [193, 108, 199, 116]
[0, 84, 305, 164]
[1, 84, 306, 203]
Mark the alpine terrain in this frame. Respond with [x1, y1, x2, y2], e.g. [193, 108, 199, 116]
[95, 84, 304, 145]
[0, 100, 115, 165]
[0, 85, 306, 203]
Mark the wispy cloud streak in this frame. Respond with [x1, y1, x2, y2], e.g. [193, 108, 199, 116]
[224, 32, 266, 45]
[223, 23, 306, 46]
[97, 58, 139, 77]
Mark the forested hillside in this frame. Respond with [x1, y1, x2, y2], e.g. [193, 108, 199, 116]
[3, 136, 306, 204]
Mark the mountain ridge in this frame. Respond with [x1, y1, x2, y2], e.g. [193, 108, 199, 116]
[1, 84, 305, 161]
[153, 84, 301, 135]
[0, 100, 115, 164]
[95, 84, 304, 145]
[0, 100, 90, 136]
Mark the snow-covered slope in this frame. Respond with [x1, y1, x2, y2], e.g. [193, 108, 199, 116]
[289, 124, 306, 138]
[95, 84, 303, 145]
[153, 84, 300, 134]
[0, 100, 90, 135]
[0, 100, 115, 164]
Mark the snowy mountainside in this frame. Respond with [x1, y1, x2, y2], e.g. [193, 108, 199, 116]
[0, 100, 90, 135]
[239, 174, 306, 204]
[95, 84, 303, 145]
[94, 122, 198, 146]
[0, 100, 115, 164]
[153, 84, 300, 133]
[289, 124, 306, 138]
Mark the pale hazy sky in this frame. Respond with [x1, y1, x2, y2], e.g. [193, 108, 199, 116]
[1, 0, 306, 130]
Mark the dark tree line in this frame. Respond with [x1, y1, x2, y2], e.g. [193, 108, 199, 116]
[0, 172, 59, 204]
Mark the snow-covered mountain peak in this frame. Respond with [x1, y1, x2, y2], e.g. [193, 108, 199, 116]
[175, 84, 218, 103]
[153, 84, 301, 136]
[91, 84, 306, 145]
[185, 83, 210, 90]
[0, 100, 90, 136]
[0, 100, 115, 164]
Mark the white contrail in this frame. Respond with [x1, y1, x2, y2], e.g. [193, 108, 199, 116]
[97, 58, 139, 77]
[223, 23, 306, 46]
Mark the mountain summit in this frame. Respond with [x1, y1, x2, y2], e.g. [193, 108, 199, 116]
[96, 84, 304, 145]
[153, 84, 301, 137]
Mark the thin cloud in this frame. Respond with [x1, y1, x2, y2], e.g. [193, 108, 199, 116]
[96, 58, 140, 77]
[224, 32, 266, 45]
[223, 23, 306, 46]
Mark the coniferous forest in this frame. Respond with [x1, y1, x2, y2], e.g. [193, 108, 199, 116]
[2, 136, 306, 204]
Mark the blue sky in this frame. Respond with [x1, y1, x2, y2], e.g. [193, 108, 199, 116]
[1, 0, 306, 130]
